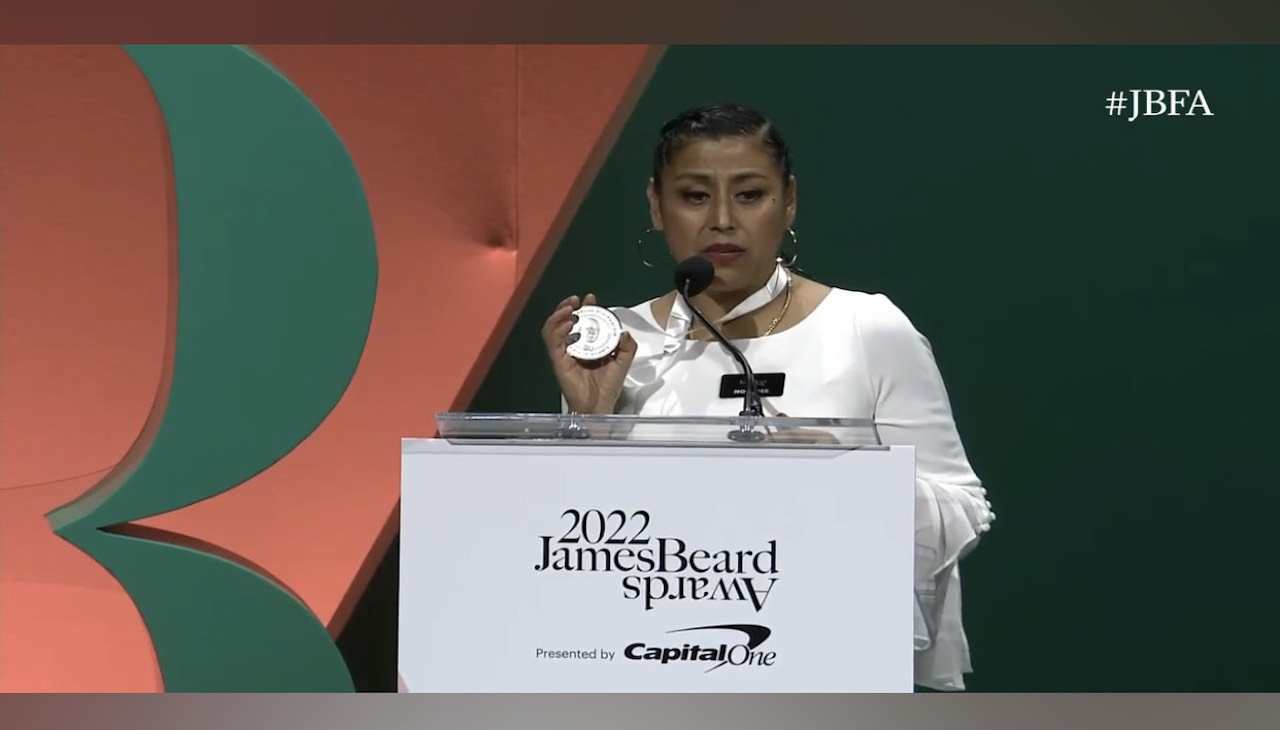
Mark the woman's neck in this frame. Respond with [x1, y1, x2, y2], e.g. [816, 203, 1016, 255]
[690, 289, 752, 321]
[687, 268, 776, 321]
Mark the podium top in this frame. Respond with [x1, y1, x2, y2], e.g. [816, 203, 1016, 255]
[434, 412, 882, 450]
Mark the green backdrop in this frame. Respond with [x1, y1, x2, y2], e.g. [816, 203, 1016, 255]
[458, 45, 1280, 691]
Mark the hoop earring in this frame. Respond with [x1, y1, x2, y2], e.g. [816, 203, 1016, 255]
[777, 228, 800, 268]
[637, 227, 671, 269]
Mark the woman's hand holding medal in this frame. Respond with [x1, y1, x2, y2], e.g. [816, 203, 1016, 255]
[541, 293, 637, 415]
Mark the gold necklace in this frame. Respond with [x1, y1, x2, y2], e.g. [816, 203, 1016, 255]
[685, 273, 793, 340]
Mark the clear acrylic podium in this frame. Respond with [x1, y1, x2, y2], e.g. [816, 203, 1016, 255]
[399, 412, 917, 693]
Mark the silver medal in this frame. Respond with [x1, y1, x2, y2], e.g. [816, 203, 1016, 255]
[566, 305, 623, 361]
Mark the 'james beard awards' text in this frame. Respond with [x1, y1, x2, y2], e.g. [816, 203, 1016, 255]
[533, 508, 779, 611]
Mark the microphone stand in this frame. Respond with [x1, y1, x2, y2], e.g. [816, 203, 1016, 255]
[680, 284, 767, 443]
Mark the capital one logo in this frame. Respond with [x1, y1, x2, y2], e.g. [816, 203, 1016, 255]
[624, 624, 777, 673]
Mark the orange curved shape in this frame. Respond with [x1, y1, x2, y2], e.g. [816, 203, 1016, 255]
[0, 44, 656, 692]
[0, 45, 169, 693]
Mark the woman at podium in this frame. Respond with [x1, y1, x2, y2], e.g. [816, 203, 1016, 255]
[540, 103, 995, 691]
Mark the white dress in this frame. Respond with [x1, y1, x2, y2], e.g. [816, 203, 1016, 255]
[587, 283, 995, 691]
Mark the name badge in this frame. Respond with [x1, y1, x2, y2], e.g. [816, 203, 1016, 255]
[719, 372, 786, 399]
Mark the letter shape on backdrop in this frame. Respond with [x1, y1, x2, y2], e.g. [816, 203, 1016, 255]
[45, 44, 378, 692]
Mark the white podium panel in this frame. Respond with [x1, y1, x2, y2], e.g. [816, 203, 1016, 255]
[399, 439, 915, 693]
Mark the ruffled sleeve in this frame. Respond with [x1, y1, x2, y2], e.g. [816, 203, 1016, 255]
[854, 293, 995, 691]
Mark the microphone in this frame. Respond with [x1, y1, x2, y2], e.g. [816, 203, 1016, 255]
[673, 256, 766, 442]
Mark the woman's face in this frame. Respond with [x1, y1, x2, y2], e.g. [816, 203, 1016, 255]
[648, 135, 796, 297]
